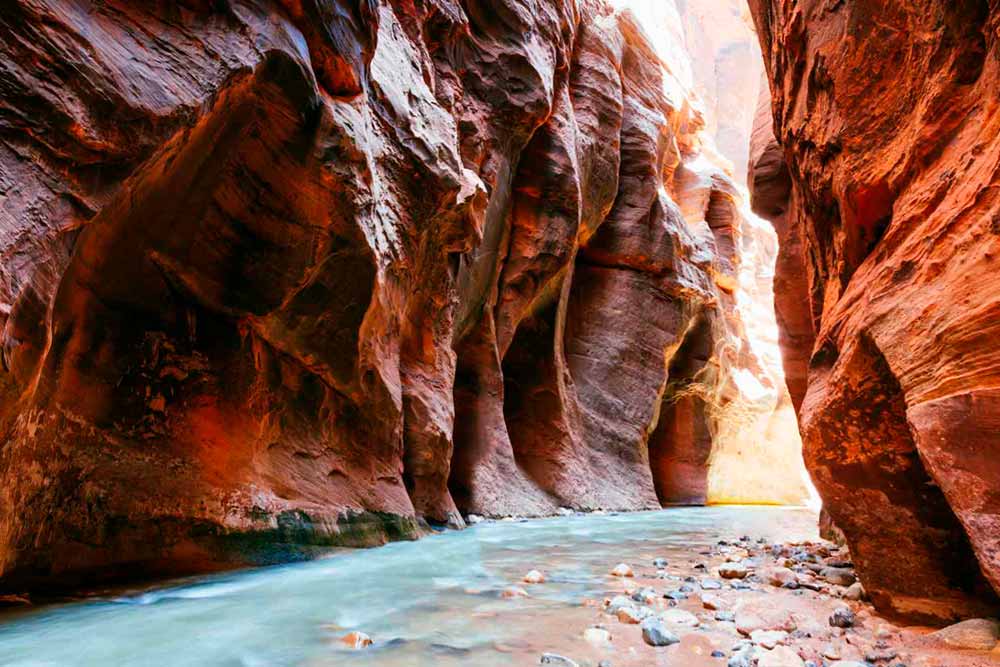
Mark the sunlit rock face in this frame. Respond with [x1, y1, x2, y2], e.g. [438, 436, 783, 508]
[1, 0, 802, 590]
[748, 0, 1000, 622]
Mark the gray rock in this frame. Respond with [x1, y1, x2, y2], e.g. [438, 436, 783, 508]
[715, 611, 736, 622]
[540, 654, 579, 666]
[701, 578, 723, 590]
[653, 557, 669, 568]
[821, 567, 857, 586]
[843, 582, 865, 601]
[631, 587, 657, 604]
[665, 590, 688, 601]
[727, 645, 755, 667]
[829, 607, 856, 628]
[640, 617, 680, 647]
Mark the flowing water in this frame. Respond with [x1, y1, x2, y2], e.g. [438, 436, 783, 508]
[0, 507, 818, 667]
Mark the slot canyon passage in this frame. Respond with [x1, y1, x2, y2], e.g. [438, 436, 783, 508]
[0, 0, 999, 665]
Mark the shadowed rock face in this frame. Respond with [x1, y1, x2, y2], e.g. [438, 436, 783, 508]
[0, 0, 804, 591]
[748, 0, 1000, 623]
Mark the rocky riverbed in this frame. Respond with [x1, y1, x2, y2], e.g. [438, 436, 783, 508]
[507, 535, 1000, 667]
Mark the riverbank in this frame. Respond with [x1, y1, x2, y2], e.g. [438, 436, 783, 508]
[516, 534, 1000, 667]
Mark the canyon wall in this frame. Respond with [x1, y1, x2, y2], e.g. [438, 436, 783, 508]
[748, 0, 1000, 623]
[0, 0, 805, 591]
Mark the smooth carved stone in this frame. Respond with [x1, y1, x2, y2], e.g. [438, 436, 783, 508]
[0, 0, 809, 590]
[748, 0, 1000, 622]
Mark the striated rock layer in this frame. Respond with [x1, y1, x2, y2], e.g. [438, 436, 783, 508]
[0, 0, 805, 591]
[748, 0, 1000, 622]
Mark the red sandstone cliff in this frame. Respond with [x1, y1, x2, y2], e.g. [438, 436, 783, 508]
[748, 0, 1000, 623]
[0, 0, 802, 591]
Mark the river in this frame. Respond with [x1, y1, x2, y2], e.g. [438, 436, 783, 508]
[0, 507, 818, 667]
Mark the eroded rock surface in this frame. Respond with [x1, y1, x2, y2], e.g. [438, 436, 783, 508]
[748, 0, 1000, 622]
[1, 0, 804, 590]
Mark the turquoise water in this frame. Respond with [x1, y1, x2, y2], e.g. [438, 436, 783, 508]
[0, 507, 818, 666]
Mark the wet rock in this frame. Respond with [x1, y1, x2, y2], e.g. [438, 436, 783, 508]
[929, 618, 999, 650]
[556, 508, 574, 517]
[523, 570, 546, 584]
[340, 631, 373, 649]
[540, 654, 579, 667]
[720, 563, 749, 580]
[610, 563, 634, 578]
[467, 515, 484, 525]
[829, 607, 856, 628]
[640, 617, 680, 647]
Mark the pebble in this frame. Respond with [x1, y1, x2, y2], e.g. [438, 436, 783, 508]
[719, 563, 749, 579]
[701, 578, 723, 590]
[653, 557, 669, 568]
[929, 618, 999, 650]
[767, 567, 798, 588]
[715, 611, 737, 622]
[865, 648, 898, 662]
[605, 595, 634, 614]
[829, 606, 856, 628]
[616, 606, 649, 624]
[631, 587, 657, 604]
[540, 653, 579, 666]
[843, 582, 865, 601]
[339, 631, 373, 649]
[610, 563, 634, 578]
[712, 650, 726, 658]
[822, 643, 842, 660]
[501, 586, 529, 599]
[757, 646, 805, 667]
[665, 590, 688, 601]
[702, 593, 725, 610]
[821, 567, 856, 587]
[640, 617, 680, 647]
[750, 629, 789, 649]
[523, 570, 546, 584]
[728, 644, 756, 667]
[661, 608, 700, 626]
[583, 627, 612, 644]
